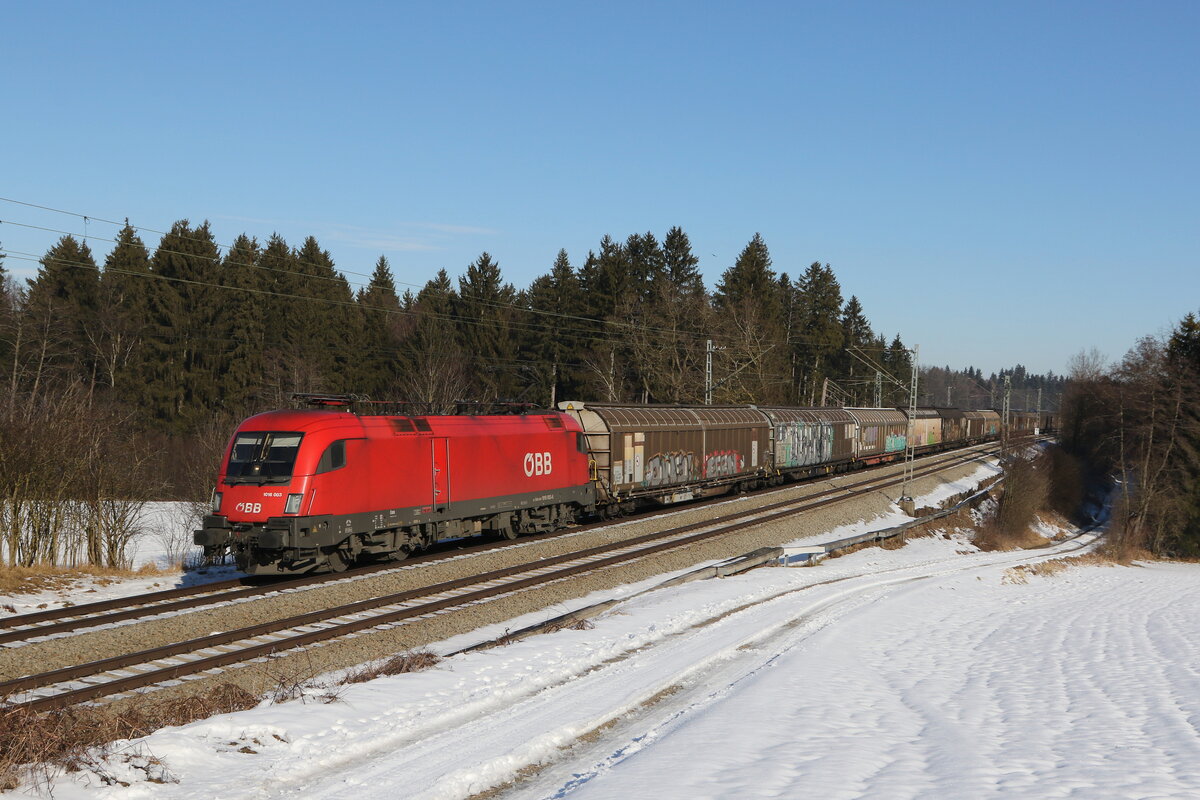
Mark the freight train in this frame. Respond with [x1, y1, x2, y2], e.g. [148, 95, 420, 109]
[194, 399, 1048, 575]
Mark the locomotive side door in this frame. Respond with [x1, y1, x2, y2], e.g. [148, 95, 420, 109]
[431, 437, 450, 511]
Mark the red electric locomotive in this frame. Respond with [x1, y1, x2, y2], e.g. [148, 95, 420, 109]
[194, 407, 595, 575]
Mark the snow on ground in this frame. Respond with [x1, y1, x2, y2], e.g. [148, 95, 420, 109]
[129, 502, 207, 571]
[32, 527, 1200, 800]
[16, 474, 1200, 799]
[910, 462, 1000, 509]
[0, 503, 240, 616]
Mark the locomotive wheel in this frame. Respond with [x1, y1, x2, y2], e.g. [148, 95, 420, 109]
[494, 513, 518, 540]
[325, 547, 352, 573]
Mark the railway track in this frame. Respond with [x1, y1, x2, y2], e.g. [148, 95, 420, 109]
[0, 441, 998, 649]
[1, 443, 1002, 712]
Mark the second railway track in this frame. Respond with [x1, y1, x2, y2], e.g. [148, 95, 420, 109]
[1, 442, 1004, 713]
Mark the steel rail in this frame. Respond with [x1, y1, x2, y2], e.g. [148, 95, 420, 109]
[1, 446, 1000, 713]
[0, 441, 1000, 647]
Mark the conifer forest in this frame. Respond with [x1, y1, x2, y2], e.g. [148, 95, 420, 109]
[0, 222, 1065, 566]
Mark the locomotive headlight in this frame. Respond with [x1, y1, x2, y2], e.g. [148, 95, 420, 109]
[211, 491, 222, 514]
[284, 493, 304, 514]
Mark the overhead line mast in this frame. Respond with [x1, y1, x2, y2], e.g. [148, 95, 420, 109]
[901, 344, 919, 509]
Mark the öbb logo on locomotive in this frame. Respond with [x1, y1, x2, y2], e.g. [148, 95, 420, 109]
[524, 451, 553, 477]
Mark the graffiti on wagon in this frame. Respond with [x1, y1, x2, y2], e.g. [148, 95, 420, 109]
[704, 450, 744, 479]
[644, 450, 698, 487]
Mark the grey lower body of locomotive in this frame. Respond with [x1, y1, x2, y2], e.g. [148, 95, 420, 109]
[195, 484, 595, 575]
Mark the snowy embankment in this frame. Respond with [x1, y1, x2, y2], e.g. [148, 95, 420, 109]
[0, 503, 239, 616]
[20, 482, 1200, 799]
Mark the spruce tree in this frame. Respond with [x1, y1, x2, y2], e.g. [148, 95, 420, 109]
[288, 236, 356, 393]
[711, 234, 788, 403]
[794, 262, 844, 405]
[401, 268, 467, 411]
[24, 235, 101, 393]
[141, 220, 224, 428]
[662, 226, 703, 296]
[624, 231, 666, 301]
[525, 249, 588, 405]
[714, 233, 779, 313]
[455, 252, 518, 401]
[258, 234, 300, 382]
[837, 295, 875, 404]
[886, 334, 913, 405]
[98, 223, 152, 396]
[1166, 312, 1200, 553]
[579, 235, 630, 322]
[220, 234, 267, 412]
[356, 255, 405, 398]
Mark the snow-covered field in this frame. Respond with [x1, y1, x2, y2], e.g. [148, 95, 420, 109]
[14, 528, 1200, 797]
[12, 474, 1200, 799]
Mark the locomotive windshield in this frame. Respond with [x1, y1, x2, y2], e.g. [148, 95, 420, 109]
[225, 432, 304, 484]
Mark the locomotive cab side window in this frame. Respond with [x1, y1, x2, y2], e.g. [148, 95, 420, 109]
[226, 432, 304, 484]
[316, 440, 348, 474]
[576, 432, 588, 454]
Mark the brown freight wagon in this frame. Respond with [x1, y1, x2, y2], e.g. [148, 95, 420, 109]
[1008, 410, 1039, 440]
[937, 408, 968, 444]
[757, 407, 856, 479]
[845, 408, 909, 462]
[557, 402, 770, 510]
[902, 407, 943, 451]
[964, 409, 1001, 441]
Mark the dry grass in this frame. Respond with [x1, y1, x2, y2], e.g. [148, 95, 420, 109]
[1002, 552, 1120, 584]
[343, 650, 442, 685]
[0, 563, 168, 596]
[992, 453, 1050, 540]
[0, 682, 257, 790]
[539, 617, 596, 634]
[973, 522, 1053, 552]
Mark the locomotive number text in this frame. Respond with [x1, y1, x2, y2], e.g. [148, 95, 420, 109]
[523, 451, 552, 477]
[235, 502, 263, 514]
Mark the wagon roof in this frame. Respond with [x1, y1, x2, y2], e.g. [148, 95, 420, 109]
[901, 407, 941, 419]
[559, 402, 766, 429]
[845, 407, 908, 425]
[756, 407, 854, 424]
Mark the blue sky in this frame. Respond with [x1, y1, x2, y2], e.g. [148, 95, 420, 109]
[1, 1, 1196, 376]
